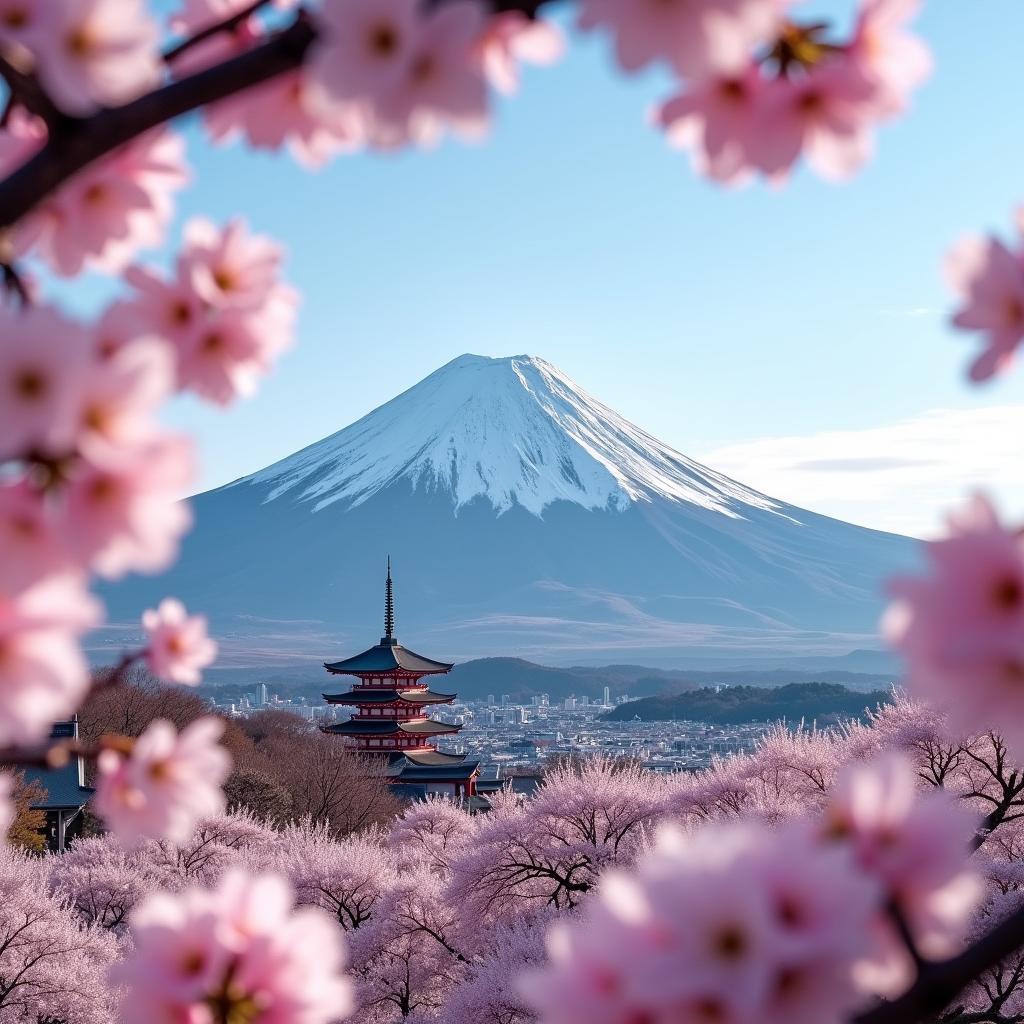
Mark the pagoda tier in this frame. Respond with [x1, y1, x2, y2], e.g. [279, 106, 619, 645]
[321, 560, 472, 784]
[322, 688, 457, 706]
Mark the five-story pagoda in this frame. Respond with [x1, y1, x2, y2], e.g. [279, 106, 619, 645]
[321, 561, 478, 796]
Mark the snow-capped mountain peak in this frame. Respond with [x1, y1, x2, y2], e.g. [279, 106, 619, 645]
[239, 354, 783, 519]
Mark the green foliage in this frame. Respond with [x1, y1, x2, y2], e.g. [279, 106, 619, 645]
[602, 682, 891, 724]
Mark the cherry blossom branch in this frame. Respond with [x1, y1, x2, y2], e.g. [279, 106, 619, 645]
[0, 51, 64, 130]
[856, 906, 1024, 1024]
[0, 0, 560, 234]
[163, 0, 277, 65]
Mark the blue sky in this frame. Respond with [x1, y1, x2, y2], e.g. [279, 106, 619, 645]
[57, 0, 1024, 537]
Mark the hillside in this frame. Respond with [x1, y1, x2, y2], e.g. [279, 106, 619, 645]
[196, 657, 894, 705]
[601, 683, 892, 724]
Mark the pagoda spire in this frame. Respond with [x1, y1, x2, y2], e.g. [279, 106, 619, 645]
[383, 556, 395, 643]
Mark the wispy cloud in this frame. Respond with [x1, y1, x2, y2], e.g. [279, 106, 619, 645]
[878, 307, 941, 319]
[699, 405, 1024, 538]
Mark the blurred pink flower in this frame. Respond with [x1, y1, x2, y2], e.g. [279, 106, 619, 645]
[824, 753, 982, 993]
[885, 493, 1024, 758]
[178, 304, 295, 405]
[479, 12, 564, 95]
[756, 62, 878, 183]
[142, 598, 217, 685]
[309, 0, 419, 105]
[0, 479, 70, 592]
[946, 221, 1024, 381]
[522, 820, 879, 1024]
[94, 717, 230, 847]
[848, 0, 931, 117]
[0, 0, 38, 47]
[29, 0, 161, 115]
[62, 432, 194, 579]
[116, 221, 297, 405]
[368, 1, 490, 148]
[112, 869, 353, 1022]
[204, 69, 362, 167]
[578, 0, 785, 78]
[74, 339, 174, 456]
[181, 217, 286, 312]
[657, 62, 771, 186]
[0, 302, 92, 461]
[0, 573, 100, 745]
[5, 126, 189, 277]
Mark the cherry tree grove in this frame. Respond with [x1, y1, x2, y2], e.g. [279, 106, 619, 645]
[0, 0, 1022, 1022]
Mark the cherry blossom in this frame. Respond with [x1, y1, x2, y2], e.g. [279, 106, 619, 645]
[204, 70, 362, 167]
[946, 214, 1024, 381]
[142, 597, 218, 685]
[181, 216, 287, 312]
[520, 820, 879, 1024]
[309, 0, 420, 108]
[479, 11, 564, 96]
[884, 493, 1024, 759]
[0, 573, 100, 745]
[74, 338, 174, 457]
[1, 122, 189, 277]
[62, 431, 194, 579]
[117, 218, 297, 405]
[657, 62, 771, 187]
[823, 753, 982, 993]
[28, 0, 161, 115]
[578, 0, 785, 78]
[112, 869, 353, 1024]
[365, 1, 490, 148]
[94, 717, 230, 847]
[848, 0, 932, 116]
[0, 479, 69, 591]
[0, 302, 92, 461]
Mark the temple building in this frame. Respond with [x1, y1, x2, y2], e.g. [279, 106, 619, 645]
[321, 561, 480, 799]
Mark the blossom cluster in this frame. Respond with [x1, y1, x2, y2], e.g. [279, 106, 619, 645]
[521, 755, 979, 1024]
[606, 0, 933, 185]
[885, 493, 1024, 764]
[113, 869, 353, 1024]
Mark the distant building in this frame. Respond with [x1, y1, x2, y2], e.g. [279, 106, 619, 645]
[501, 694, 510, 707]
[603, 686, 611, 706]
[24, 720, 93, 852]
[487, 694, 495, 707]
[321, 560, 480, 799]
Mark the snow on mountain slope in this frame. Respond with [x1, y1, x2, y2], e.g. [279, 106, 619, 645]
[239, 354, 788, 519]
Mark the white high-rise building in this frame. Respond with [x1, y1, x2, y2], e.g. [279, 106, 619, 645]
[603, 686, 611, 707]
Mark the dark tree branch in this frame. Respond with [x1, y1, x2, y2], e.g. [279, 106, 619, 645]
[0, 16, 316, 233]
[0, 0, 560, 234]
[163, 0, 277, 65]
[856, 905, 1024, 1024]
[0, 52, 64, 130]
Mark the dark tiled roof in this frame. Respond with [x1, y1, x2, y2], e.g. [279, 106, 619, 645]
[324, 639, 453, 676]
[24, 762, 93, 811]
[322, 688, 456, 706]
[395, 761, 480, 783]
[322, 717, 461, 736]
[400, 749, 469, 766]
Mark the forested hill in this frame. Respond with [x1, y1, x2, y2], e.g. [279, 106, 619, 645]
[601, 683, 891, 724]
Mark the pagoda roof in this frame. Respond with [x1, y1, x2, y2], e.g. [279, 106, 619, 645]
[395, 749, 469, 767]
[324, 641, 453, 677]
[321, 718, 461, 737]
[393, 761, 480, 783]
[322, 688, 456, 706]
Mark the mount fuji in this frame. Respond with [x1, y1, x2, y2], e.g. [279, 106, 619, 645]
[98, 354, 914, 670]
